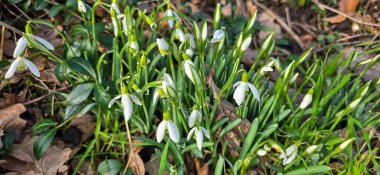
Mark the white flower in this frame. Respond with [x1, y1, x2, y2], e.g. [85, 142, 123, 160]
[157, 112, 180, 143]
[186, 34, 196, 48]
[111, 2, 120, 15]
[122, 17, 135, 36]
[175, 29, 186, 42]
[162, 73, 176, 97]
[187, 127, 209, 150]
[260, 66, 273, 74]
[279, 144, 298, 166]
[300, 88, 314, 109]
[78, 0, 86, 13]
[188, 108, 201, 128]
[257, 149, 267, 156]
[157, 38, 169, 56]
[5, 56, 40, 78]
[306, 145, 318, 154]
[211, 30, 224, 43]
[349, 98, 361, 109]
[112, 17, 119, 37]
[184, 60, 200, 85]
[240, 36, 252, 52]
[185, 48, 193, 57]
[13, 35, 54, 58]
[108, 92, 142, 122]
[129, 41, 139, 55]
[164, 9, 179, 28]
[233, 72, 260, 106]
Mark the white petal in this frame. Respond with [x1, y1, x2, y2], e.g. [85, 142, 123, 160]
[34, 36, 54, 50]
[285, 145, 298, 156]
[247, 83, 260, 102]
[5, 58, 21, 79]
[284, 152, 297, 165]
[111, 3, 120, 14]
[185, 49, 193, 57]
[13, 37, 28, 58]
[152, 88, 160, 104]
[22, 58, 40, 77]
[233, 83, 248, 105]
[186, 34, 196, 48]
[188, 110, 200, 128]
[257, 149, 267, 156]
[240, 37, 252, 52]
[108, 95, 122, 108]
[195, 129, 203, 150]
[163, 73, 175, 87]
[156, 121, 167, 143]
[165, 10, 175, 28]
[200, 127, 210, 139]
[122, 16, 128, 36]
[175, 29, 185, 42]
[112, 17, 118, 37]
[261, 66, 273, 73]
[168, 120, 180, 143]
[211, 30, 224, 43]
[184, 60, 200, 84]
[157, 38, 169, 52]
[122, 95, 133, 121]
[233, 81, 241, 89]
[129, 94, 142, 105]
[187, 128, 196, 141]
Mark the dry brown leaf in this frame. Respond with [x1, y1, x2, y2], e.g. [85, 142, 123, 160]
[323, 0, 360, 23]
[40, 71, 59, 83]
[128, 149, 145, 175]
[32, 56, 47, 71]
[242, 48, 258, 67]
[257, 12, 283, 40]
[194, 158, 208, 175]
[0, 103, 27, 131]
[246, 1, 257, 16]
[222, 3, 232, 17]
[70, 114, 96, 142]
[145, 155, 160, 175]
[0, 94, 16, 109]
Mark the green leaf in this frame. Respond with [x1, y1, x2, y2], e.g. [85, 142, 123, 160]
[78, 103, 97, 116]
[218, 119, 241, 140]
[48, 4, 64, 17]
[0, 60, 11, 69]
[32, 119, 56, 135]
[215, 156, 225, 175]
[284, 165, 331, 175]
[33, 128, 57, 160]
[67, 58, 97, 79]
[159, 141, 170, 175]
[93, 82, 111, 107]
[239, 118, 258, 158]
[7, 0, 23, 4]
[64, 104, 85, 120]
[211, 117, 229, 134]
[97, 159, 122, 175]
[67, 82, 94, 106]
[35, 0, 49, 10]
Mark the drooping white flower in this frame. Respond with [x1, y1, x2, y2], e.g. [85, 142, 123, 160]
[257, 149, 267, 156]
[175, 29, 186, 42]
[162, 73, 176, 98]
[157, 112, 180, 143]
[157, 38, 169, 56]
[233, 71, 260, 106]
[187, 127, 209, 150]
[186, 34, 196, 48]
[111, 17, 119, 37]
[122, 17, 136, 36]
[129, 41, 139, 56]
[185, 48, 193, 58]
[5, 56, 40, 78]
[260, 66, 273, 74]
[13, 35, 54, 58]
[78, 0, 86, 13]
[211, 30, 224, 43]
[111, 2, 120, 15]
[188, 106, 201, 128]
[240, 36, 252, 52]
[164, 9, 179, 28]
[306, 145, 318, 154]
[300, 88, 314, 109]
[279, 144, 298, 166]
[145, 16, 157, 30]
[184, 60, 200, 85]
[108, 87, 142, 121]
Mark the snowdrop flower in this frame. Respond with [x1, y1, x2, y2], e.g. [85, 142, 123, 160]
[175, 28, 186, 42]
[184, 59, 200, 85]
[162, 73, 176, 98]
[349, 98, 361, 109]
[164, 8, 179, 28]
[157, 38, 169, 56]
[233, 71, 260, 106]
[111, 1, 120, 15]
[13, 26, 54, 58]
[300, 88, 314, 109]
[186, 33, 196, 48]
[188, 105, 201, 128]
[260, 66, 273, 74]
[122, 17, 135, 36]
[257, 149, 267, 156]
[279, 144, 298, 166]
[145, 16, 157, 30]
[157, 112, 180, 143]
[240, 36, 252, 52]
[108, 86, 142, 121]
[306, 145, 318, 154]
[187, 126, 209, 150]
[185, 48, 193, 58]
[129, 41, 139, 55]
[211, 30, 224, 43]
[5, 56, 40, 78]
[78, 0, 86, 13]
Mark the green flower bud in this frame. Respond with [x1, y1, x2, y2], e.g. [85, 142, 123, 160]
[242, 72, 249, 82]
[163, 111, 170, 121]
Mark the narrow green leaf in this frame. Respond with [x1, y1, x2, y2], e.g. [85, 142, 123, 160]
[159, 141, 170, 175]
[98, 159, 122, 175]
[32, 119, 56, 135]
[284, 165, 331, 175]
[218, 119, 241, 140]
[33, 128, 57, 160]
[239, 118, 258, 158]
[215, 156, 225, 175]
[48, 5, 64, 17]
[67, 83, 94, 106]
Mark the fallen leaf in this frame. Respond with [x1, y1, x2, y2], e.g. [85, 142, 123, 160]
[194, 158, 208, 175]
[70, 114, 96, 142]
[0, 103, 27, 133]
[323, 0, 360, 23]
[145, 154, 160, 175]
[0, 93, 16, 109]
[246, 0, 257, 16]
[128, 149, 145, 175]
[257, 12, 283, 40]
[221, 3, 232, 17]
[40, 71, 59, 83]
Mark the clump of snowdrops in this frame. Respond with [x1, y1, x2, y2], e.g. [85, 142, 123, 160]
[4, 0, 380, 174]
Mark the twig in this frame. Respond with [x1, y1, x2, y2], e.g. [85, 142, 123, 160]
[23, 86, 69, 105]
[0, 21, 23, 35]
[312, 0, 380, 28]
[0, 26, 5, 60]
[254, 0, 305, 49]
